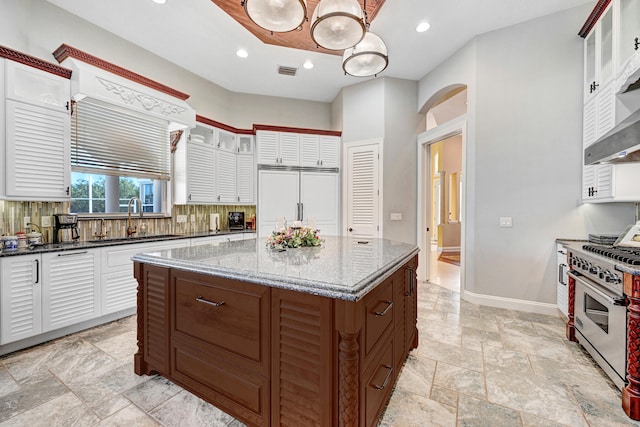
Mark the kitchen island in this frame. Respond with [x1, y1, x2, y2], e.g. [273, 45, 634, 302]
[132, 236, 419, 427]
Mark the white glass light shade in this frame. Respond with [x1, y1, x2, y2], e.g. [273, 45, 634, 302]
[243, 0, 307, 33]
[310, 0, 365, 50]
[342, 31, 388, 77]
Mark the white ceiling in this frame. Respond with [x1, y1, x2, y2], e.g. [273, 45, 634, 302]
[45, 0, 595, 103]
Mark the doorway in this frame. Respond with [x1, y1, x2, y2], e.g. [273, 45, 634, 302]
[416, 86, 467, 292]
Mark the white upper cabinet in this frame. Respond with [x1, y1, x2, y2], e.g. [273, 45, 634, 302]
[5, 61, 70, 112]
[300, 134, 340, 168]
[256, 130, 299, 165]
[175, 122, 255, 205]
[583, 4, 615, 146]
[2, 58, 71, 201]
[616, 0, 640, 93]
[257, 130, 340, 168]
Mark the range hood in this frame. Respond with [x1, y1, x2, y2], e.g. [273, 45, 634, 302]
[585, 107, 640, 165]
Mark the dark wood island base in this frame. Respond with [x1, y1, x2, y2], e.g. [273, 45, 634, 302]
[133, 255, 418, 427]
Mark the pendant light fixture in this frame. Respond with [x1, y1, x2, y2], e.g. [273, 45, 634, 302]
[342, 31, 388, 76]
[341, 0, 388, 77]
[242, 0, 307, 33]
[310, 0, 365, 50]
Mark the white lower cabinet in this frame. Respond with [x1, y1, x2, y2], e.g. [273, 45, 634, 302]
[101, 239, 189, 315]
[582, 163, 640, 202]
[190, 233, 247, 247]
[0, 248, 99, 345]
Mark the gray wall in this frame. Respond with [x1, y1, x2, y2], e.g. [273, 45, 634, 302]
[419, 4, 636, 304]
[0, 0, 332, 130]
[340, 77, 419, 245]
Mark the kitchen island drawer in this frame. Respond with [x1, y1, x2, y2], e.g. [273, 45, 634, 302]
[361, 339, 395, 427]
[172, 271, 269, 373]
[171, 340, 269, 427]
[363, 277, 394, 359]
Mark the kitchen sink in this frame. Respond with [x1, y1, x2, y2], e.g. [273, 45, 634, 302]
[88, 234, 183, 243]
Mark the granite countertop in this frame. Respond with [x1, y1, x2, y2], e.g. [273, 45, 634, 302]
[132, 236, 419, 302]
[0, 230, 256, 257]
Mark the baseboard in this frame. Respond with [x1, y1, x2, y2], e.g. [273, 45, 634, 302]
[461, 289, 560, 316]
[441, 246, 460, 253]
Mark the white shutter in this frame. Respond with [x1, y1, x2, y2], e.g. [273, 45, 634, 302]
[583, 99, 597, 147]
[596, 164, 614, 199]
[583, 165, 597, 200]
[279, 133, 300, 165]
[300, 134, 319, 167]
[71, 99, 170, 180]
[5, 100, 70, 199]
[216, 149, 237, 203]
[187, 139, 216, 203]
[257, 131, 279, 164]
[319, 136, 340, 168]
[42, 251, 99, 331]
[346, 143, 380, 238]
[237, 154, 255, 203]
[0, 255, 42, 344]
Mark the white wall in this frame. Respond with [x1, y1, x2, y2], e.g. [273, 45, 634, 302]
[0, 0, 332, 130]
[418, 4, 636, 306]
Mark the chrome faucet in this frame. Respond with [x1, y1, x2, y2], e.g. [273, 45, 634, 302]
[127, 197, 143, 237]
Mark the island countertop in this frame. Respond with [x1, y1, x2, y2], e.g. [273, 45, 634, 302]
[131, 236, 419, 301]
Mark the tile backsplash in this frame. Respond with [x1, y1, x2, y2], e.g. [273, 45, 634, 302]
[0, 200, 256, 243]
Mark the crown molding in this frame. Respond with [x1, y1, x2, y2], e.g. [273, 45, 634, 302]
[53, 44, 190, 101]
[578, 0, 611, 38]
[254, 123, 341, 137]
[0, 45, 71, 79]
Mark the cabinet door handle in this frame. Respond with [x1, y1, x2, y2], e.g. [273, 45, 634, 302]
[371, 365, 393, 390]
[66, 186, 70, 195]
[635, 37, 639, 51]
[57, 251, 88, 256]
[196, 296, 225, 307]
[590, 81, 599, 93]
[374, 300, 393, 316]
[34, 259, 39, 284]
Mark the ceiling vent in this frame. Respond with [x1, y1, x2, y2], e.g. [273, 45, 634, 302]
[278, 65, 297, 77]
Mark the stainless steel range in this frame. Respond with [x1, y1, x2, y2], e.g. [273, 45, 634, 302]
[566, 242, 629, 390]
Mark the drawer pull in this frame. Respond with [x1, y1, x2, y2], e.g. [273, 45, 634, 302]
[374, 300, 393, 316]
[371, 364, 393, 390]
[195, 296, 225, 307]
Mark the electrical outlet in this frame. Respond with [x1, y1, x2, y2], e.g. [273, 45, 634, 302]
[42, 216, 51, 227]
[177, 215, 187, 223]
[24, 216, 31, 228]
[190, 214, 196, 223]
[499, 217, 513, 228]
[390, 213, 402, 221]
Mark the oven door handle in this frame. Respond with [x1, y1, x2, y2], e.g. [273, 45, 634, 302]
[568, 271, 626, 306]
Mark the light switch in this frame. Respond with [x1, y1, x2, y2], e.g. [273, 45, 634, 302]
[24, 216, 31, 228]
[390, 213, 402, 221]
[42, 216, 52, 227]
[499, 217, 513, 228]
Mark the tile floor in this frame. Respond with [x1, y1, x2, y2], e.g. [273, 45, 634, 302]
[1, 280, 639, 426]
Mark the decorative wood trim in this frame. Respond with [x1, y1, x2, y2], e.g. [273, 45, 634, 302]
[566, 272, 576, 342]
[0, 45, 71, 79]
[253, 123, 342, 137]
[196, 115, 253, 135]
[133, 261, 149, 376]
[52, 44, 190, 101]
[578, 0, 612, 38]
[338, 331, 359, 427]
[624, 274, 640, 420]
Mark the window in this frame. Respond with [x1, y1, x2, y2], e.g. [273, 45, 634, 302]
[70, 98, 170, 215]
[71, 173, 164, 214]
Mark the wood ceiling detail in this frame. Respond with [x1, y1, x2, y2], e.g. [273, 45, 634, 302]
[211, 0, 386, 56]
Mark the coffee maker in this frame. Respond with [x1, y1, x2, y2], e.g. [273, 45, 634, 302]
[53, 213, 80, 243]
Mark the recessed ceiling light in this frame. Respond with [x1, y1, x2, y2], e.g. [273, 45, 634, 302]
[152, 0, 166, 4]
[416, 22, 431, 33]
[236, 49, 248, 58]
[303, 60, 314, 70]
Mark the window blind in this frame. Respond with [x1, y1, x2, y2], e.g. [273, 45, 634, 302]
[71, 99, 170, 180]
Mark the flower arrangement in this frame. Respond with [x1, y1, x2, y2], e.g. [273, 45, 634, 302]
[266, 225, 323, 250]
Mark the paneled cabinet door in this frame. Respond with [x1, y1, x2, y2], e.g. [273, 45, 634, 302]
[41, 250, 100, 332]
[617, 0, 640, 84]
[186, 138, 216, 203]
[256, 131, 279, 164]
[216, 149, 237, 203]
[5, 100, 71, 200]
[0, 254, 42, 344]
[278, 133, 300, 166]
[300, 134, 320, 167]
[319, 135, 340, 168]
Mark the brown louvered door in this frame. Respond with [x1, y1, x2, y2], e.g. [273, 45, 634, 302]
[271, 288, 335, 426]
